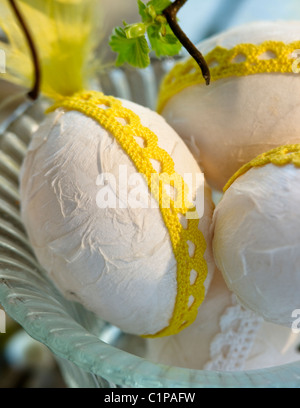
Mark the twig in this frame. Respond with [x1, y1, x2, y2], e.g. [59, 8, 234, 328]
[8, 0, 41, 100]
[163, 0, 210, 85]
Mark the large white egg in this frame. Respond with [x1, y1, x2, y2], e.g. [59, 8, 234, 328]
[159, 21, 300, 190]
[145, 269, 300, 370]
[20, 96, 215, 337]
[212, 161, 300, 328]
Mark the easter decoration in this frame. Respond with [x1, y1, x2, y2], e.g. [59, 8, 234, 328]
[0, 0, 216, 338]
[109, 1, 300, 370]
[156, 20, 300, 190]
[2, 0, 300, 374]
[213, 145, 300, 329]
[179, 19, 300, 330]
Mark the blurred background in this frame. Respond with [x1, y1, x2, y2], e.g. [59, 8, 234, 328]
[0, 0, 300, 388]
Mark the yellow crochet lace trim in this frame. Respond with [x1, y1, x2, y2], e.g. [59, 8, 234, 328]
[48, 91, 208, 338]
[157, 41, 300, 113]
[224, 144, 300, 192]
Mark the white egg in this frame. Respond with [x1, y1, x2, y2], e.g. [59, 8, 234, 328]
[20, 96, 215, 336]
[145, 269, 300, 370]
[159, 21, 300, 190]
[212, 161, 300, 327]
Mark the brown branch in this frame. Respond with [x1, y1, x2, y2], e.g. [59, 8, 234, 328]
[8, 0, 41, 100]
[163, 0, 210, 85]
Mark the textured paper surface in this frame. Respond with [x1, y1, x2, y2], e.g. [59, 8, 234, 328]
[162, 21, 300, 190]
[20, 99, 215, 335]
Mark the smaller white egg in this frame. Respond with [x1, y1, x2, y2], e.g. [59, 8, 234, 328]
[212, 162, 300, 327]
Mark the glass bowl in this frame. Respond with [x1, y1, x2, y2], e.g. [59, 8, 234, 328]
[1, 64, 300, 388]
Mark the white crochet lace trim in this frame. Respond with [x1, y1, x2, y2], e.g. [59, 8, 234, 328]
[204, 295, 264, 371]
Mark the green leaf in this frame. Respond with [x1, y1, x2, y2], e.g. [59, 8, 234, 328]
[109, 27, 150, 68]
[109, 0, 182, 68]
[137, 0, 150, 22]
[163, 34, 179, 44]
[147, 24, 182, 57]
[124, 22, 146, 39]
[148, 0, 172, 14]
